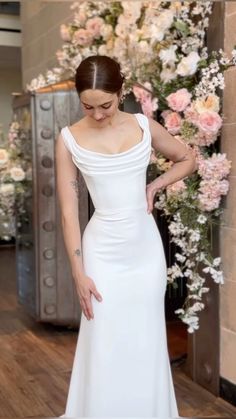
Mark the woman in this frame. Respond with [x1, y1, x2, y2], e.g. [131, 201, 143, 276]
[57, 55, 196, 418]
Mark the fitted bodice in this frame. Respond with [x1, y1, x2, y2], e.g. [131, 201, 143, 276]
[61, 113, 152, 212]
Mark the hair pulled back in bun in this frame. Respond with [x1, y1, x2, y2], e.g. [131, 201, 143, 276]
[75, 55, 125, 96]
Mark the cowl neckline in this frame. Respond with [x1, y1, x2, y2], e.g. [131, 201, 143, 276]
[64, 113, 146, 158]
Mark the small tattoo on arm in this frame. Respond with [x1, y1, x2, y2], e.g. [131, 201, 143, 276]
[74, 248, 81, 257]
[70, 179, 79, 196]
[176, 151, 189, 163]
[158, 174, 166, 189]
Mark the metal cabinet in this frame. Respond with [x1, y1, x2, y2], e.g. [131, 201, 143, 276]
[14, 81, 89, 326]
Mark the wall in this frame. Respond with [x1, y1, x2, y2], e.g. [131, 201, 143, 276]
[20, 0, 73, 87]
[0, 67, 22, 139]
[220, 0, 236, 395]
[0, 11, 22, 139]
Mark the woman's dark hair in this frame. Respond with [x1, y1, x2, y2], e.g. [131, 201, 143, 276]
[75, 55, 125, 96]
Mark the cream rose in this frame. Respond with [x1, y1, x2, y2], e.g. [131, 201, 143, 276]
[100, 24, 113, 41]
[115, 23, 128, 39]
[60, 24, 71, 42]
[147, 10, 174, 43]
[76, 10, 87, 25]
[98, 45, 109, 55]
[120, 2, 141, 23]
[157, 9, 174, 30]
[10, 167, 25, 182]
[194, 94, 220, 114]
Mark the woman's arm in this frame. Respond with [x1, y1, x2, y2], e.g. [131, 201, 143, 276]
[56, 134, 102, 320]
[56, 133, 85, 279]
[146, 118, 197, 213]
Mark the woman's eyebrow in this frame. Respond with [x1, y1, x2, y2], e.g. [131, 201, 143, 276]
[82, 100, 112, 106]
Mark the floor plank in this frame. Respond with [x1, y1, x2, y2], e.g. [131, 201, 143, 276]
[0, 246, 236, 418]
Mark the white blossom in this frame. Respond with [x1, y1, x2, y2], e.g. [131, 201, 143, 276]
[175, 253, 186, 263]
[160, 66, 177, 84]
[167, 263, 184, 280]
[159, 45, 177, 65]
[189, 229, 201, 242]
[232, 49, 236, 65]
[176, 51, 200, 77]
[213, 257, 221, 267]
[197, 214, 207, 224]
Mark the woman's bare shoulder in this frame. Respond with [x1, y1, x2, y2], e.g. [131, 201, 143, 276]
[68, 117, 87, 131]
[116, 111, 140, 127]
[121, 111, 139, 120]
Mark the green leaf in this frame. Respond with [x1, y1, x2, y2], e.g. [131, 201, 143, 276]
[174, 20, 190, 36]
[171, 281, 179, 290]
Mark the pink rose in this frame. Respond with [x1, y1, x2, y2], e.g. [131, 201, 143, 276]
[133, 85, 150, 103]
[161, 110, 171, 119]
[197, 111, 222, 134]
[73, 29, 93, 46]
[140, 98, 155, 118]
[133, 86, 158, 118]
[85, 17, 104, 38]
[184, 105, 199, 125]
[166, 88, 192, 112]
[164, 112, 182, 135]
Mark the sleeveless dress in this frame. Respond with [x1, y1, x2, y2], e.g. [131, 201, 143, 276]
[60, 113, 179, 418]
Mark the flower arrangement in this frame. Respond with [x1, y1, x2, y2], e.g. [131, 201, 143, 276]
[0, 118, 32, 241]
[24, 1, 236, 332]
[141, 48, 235, 332]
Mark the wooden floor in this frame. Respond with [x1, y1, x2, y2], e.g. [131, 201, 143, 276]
[1, 246, 236, 418]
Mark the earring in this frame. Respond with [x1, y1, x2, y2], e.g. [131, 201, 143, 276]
[119, 91, 125, 104]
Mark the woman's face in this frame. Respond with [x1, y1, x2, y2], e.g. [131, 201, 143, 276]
[79, 89, 120, 125]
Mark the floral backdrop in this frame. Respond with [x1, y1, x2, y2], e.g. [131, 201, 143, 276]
[3, 1, 236, 331]
[0, 111, 32, 241]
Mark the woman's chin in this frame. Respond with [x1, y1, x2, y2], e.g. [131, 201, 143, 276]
[92, 117, 110, 126]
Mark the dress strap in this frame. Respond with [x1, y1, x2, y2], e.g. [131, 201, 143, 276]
[60, 126, 74, 154]
[135, 113, 152, 144]
[135, 112, 150, 130]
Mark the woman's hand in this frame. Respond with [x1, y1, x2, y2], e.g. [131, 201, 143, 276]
[146, 177, 165, 214]
[74, 275, 103, 320]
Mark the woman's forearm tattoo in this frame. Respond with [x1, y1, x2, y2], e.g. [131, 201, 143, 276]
[73, 248, 81, 257]
[70, 179, 79, 196]
[175, 150, 190, 163]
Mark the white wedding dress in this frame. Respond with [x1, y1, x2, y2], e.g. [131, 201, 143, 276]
[60, 113, 179, 418]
